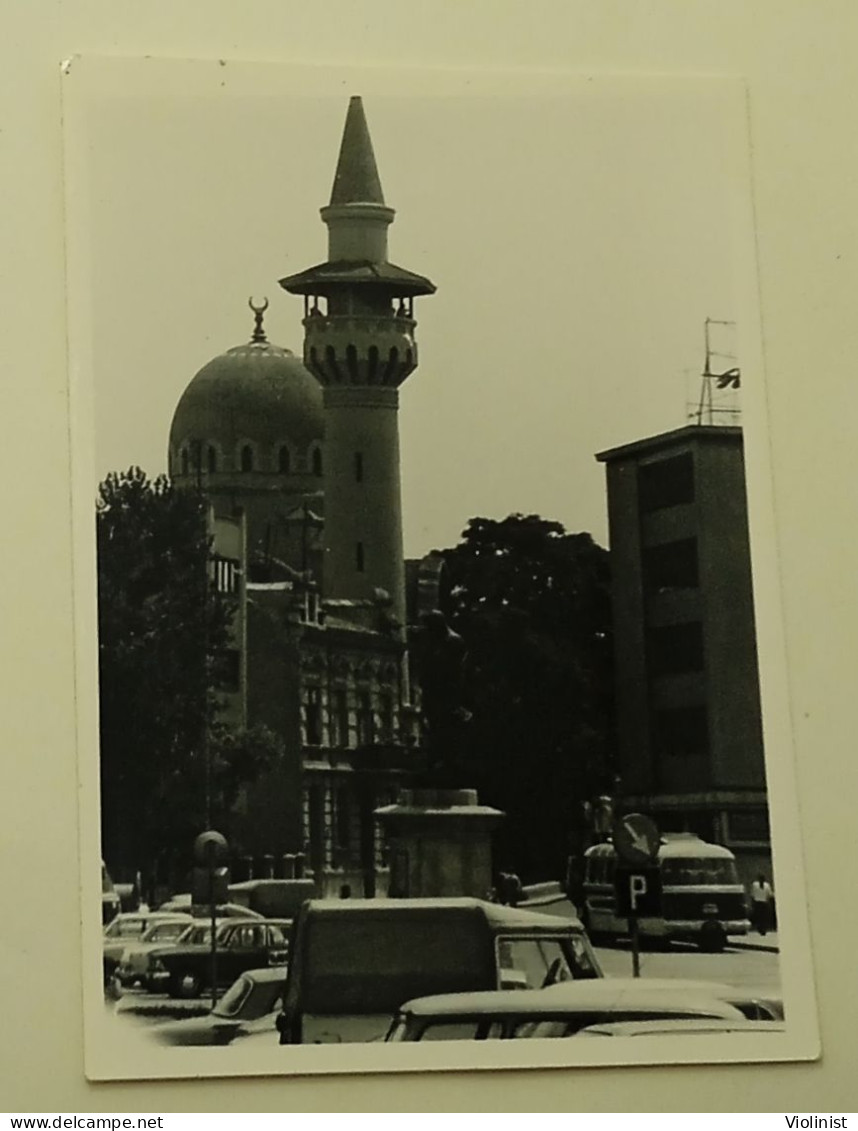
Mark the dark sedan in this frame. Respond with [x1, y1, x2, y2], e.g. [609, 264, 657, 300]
[151, 918, 290, 998]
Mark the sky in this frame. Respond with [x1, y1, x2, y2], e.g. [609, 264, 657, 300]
[74, 65, 747, 557]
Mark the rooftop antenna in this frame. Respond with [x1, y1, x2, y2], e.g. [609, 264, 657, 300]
[692, 318, 741, 426]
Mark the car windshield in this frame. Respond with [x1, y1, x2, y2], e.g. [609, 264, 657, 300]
[142, 921, 188, 943]
[215, 977, 285, 1021]
[178, 924, 214, 945]
[661, 858, 739, 885]
[104, 918, 145, 938]
[495, 933, 600, 990]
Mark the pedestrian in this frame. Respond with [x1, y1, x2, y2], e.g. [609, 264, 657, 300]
[749, 874, 774, 935]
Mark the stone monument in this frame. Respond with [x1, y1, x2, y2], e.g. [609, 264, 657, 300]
[376, 610, 504, 898]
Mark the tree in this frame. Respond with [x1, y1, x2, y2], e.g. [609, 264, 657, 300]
[429, 514, 614, 881]
[96, 467, 277, 891]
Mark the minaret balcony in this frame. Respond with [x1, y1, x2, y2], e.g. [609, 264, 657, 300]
[303, 314, 419, 388]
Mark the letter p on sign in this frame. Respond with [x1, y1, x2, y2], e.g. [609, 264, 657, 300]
[629, 873, 647, 912]
[614, 865, 662, 918]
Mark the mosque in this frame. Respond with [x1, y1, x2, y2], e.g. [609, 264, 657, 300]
[167, 97, 437, 898]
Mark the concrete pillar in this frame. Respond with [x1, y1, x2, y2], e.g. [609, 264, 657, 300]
[375, 788, 504, 899]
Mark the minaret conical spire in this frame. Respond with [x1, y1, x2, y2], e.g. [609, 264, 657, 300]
[329, 96, 385, 206]
[279, 95, 436, 633]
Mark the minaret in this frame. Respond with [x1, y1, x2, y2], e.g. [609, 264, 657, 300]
[280, 96, 435, 632]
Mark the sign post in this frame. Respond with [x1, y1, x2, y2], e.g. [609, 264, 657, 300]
[193, 830, 229, 1008]
[612, 813, 660, 978]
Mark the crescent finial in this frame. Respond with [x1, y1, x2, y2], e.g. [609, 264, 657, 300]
[248, 296, 269, 343]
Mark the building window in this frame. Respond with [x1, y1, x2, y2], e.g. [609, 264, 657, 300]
[278, 445, 291, 474]
[356, 690, 374, 746]
[312, 447, 323, 477]
[209, 555, 240, 594]
[181, 448, 189, 476]
[647, 622, 705, 677]
[638, 452, 695, 512]
[305, 687, 322, 746]
[726, 809, 770, 843]
[240, 444, 254, 473]
[354, 452, 364, 482]
[378, 692, 394, 744]
[652, 704, 709, 758]
[303, 589, 319, 625]
[335, 789, 351, 853]
[330, 687, 350, 747]
[642, 538, 699, 593]
[206, 445, 218, 474]
[356, 541, 365, 572]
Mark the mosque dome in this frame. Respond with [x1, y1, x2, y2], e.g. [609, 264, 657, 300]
[169, 302, 324, 480]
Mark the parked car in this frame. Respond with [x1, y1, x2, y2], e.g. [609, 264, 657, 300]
[101, 861, 120, 926]
[155, 918, 290, 998]
[384, 980, 746, 1041]
[157, 894, 265, 919]
[278, 897, 601, 1045]
[577, 1018, 786, 1038]
[543, 977, 784, 1021]
[102, 912, 193, 981]
[115, 917, 216, 989]
[151, 967, 288, 1045]
[140, 920, 233, 993]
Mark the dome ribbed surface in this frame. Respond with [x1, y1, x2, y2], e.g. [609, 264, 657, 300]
[170, 340, 324, 462]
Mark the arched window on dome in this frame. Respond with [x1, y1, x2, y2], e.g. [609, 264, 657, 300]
[206, 445, 218, 474]
[312, 447, 323, 477]
[240, 444, 254, 473]
[180, 447, 190, 476]
[278, 445, 291, 475]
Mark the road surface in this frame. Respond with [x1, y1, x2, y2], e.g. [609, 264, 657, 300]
[593, 940, 780, 991]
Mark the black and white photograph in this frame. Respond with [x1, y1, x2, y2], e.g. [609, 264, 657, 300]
[62, 57, 818, 1080]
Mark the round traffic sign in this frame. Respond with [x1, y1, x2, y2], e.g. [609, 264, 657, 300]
[193, 829, 229, 865]
[612, 813, 660, 866]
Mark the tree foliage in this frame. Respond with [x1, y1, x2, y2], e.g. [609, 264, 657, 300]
[97, 467, 278, 886]
[432, 514, 615, 881]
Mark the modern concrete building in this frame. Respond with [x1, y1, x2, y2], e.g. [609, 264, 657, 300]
[167, 97, 435, 896]
[596, 423, 771, 885]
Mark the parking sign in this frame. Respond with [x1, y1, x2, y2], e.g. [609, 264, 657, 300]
[614, 865, 662, 917]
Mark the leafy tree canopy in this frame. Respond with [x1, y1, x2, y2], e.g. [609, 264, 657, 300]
[97, 468, 278, 887]
[423, 514, 614, 881]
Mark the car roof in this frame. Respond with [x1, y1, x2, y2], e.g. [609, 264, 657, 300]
[218, 917, 287, 930]
[109, 911, 193, 925]
[398, 984, 745, 1019]
[578, 1019, 786, 1037]
[143, 916, 196, 929]
[159, 897, 265, 919]
[303, 898, 584, 932]
[221, 965, 289, 985]
[585, 834, 737, 861]
[542, 978, 776, 1005]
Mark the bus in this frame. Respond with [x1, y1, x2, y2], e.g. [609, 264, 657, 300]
[581, 832, 750, 952]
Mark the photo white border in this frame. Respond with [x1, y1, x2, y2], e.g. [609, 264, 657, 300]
[61, 54, 820, 1082]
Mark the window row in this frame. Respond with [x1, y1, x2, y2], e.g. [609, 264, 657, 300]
[175, 442, 323, 477]
[302, 782, 397, 874]
[303, 685, 397, 748]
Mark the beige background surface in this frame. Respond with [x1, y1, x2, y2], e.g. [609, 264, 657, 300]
[1, 0, 856, 1113]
